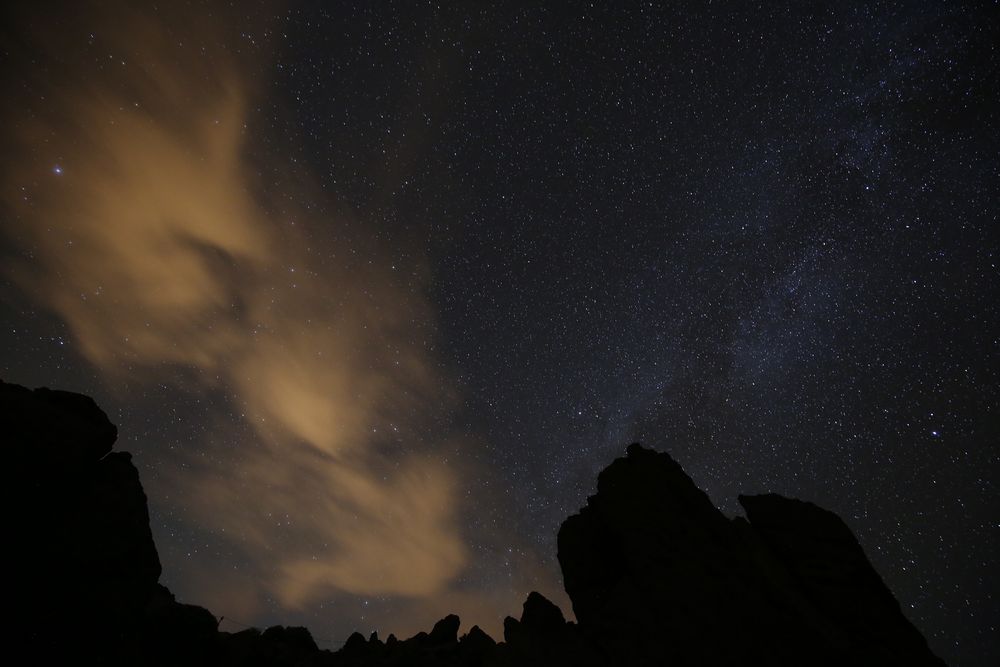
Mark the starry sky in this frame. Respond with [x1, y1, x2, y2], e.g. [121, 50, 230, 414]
[1, 2, 997, 664]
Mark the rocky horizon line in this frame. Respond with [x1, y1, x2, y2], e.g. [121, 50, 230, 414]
[6, 379, 946, 665]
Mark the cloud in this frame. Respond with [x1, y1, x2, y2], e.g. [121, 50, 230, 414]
[1, 2, 467, 610]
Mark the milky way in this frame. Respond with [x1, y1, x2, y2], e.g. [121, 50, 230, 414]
[1, 2, 996, 664]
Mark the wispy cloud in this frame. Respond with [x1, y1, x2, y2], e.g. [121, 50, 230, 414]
[2, 2, 468, 613]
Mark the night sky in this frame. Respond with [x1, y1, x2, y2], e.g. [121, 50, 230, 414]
[1, 2, 997, 665]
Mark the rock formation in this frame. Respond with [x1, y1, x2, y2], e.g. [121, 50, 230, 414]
[4, 380, 945, 665]
[557, 443, 945, 666]
[7, 381, 163, 663]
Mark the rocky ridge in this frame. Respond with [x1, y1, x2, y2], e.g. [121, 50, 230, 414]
[5, 380, 944, 665]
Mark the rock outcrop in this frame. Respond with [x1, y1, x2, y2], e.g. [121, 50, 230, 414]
[4, 380, 945, 665]
[7, 381, 163, 663]
[498, 591, 600, 666]
[557, 443, 945, 666]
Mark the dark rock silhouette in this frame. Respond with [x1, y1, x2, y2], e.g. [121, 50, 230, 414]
[4, 380, 945, 665]
[428, 614, 461, 645]
[7, 380, 163, 664]
[739, 493, 942, 661]
[557, 442, 945, 666]
[498, 591, 600, 667]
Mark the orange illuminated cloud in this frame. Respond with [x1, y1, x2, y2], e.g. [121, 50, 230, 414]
[1, 2, 468, 611]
